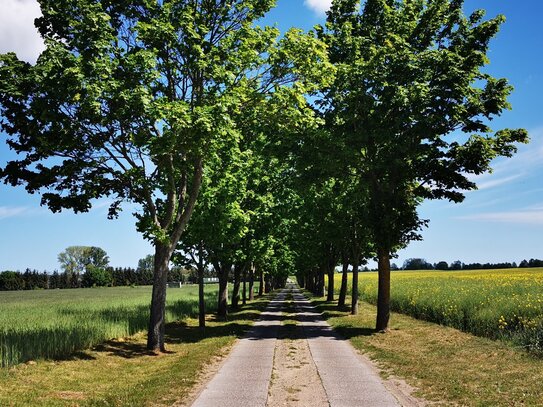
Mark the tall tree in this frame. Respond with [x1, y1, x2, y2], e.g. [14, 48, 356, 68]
[58, 246, 109, 287]
[0, 0, 327, 350]
[322, 0, 528, 331]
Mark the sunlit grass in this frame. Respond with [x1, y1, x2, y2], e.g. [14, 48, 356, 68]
[0, 294, 270, 406]
[312, 298, 543, 406]
[331, 268, 543, 354]
[0, 285, 219, 367]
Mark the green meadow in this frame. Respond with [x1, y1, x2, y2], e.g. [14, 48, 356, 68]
[0, 285, 217, 367]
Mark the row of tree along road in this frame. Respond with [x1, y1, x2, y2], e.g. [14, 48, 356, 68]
[0, 0, 528, 350]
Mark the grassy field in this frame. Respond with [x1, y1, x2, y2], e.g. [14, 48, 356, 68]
[312, 298, 543, 406]
[0, 294, 269, 406]
[0, 284, 228, 367]
[332, 268, 543, 354]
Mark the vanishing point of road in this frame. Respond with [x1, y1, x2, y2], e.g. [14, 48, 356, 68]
[190, 283, 421, 407]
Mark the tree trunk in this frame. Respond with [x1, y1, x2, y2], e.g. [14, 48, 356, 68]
[351, 255, 359, 315]
[147, 242, 171, 351]
[197, 242, 205, 330]
[232, 264, 242, 309]
[242, 267, 247, 305]
[249, 264, 255, 301]
[316, 265, 325, 297]
[376, 248, 391, 332]
[146, 158, 203, 351]
[217, 264, 230, 320]
[326, 252, 336, 301]
[264, 273, 271, 293]
[338, 253, 349, 308]
[258, 268, 264, 296]
[326, 268, 334, 301]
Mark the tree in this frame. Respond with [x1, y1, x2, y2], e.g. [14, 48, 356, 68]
[58, 246, 109, 287]
[434, 261, 449, 270]
[403, 258, 433, 270]
[321, 0, 527, 331]
[1, 0, 327, 351]
[82, 264, 112, 287]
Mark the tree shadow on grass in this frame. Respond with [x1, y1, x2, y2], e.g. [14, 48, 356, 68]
[2, 293, 272, 366]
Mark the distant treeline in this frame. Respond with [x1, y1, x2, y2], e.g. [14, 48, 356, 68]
[399, 258, 543, 271]
[0, 267, 193, 291]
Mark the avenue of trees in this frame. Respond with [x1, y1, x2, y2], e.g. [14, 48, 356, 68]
[0, 0, 527, 348]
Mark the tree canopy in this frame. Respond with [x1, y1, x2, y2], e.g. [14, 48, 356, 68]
[0, 0, 330, 350]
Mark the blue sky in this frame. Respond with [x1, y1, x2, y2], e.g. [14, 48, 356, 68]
[0, 0, 542, 271]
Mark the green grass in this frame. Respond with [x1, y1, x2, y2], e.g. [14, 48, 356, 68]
[332, 268, 543, 354]
[312, 298, 543, 406]
[0, 294, 270, 406]
[0, 284, 252, 367]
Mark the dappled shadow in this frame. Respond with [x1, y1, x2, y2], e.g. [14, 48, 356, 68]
[2, 290, 270, 367]
[93, 340, 157, 359]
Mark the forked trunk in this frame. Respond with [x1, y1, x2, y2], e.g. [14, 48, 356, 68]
[376, 248, 391, 332]
[147, 243, 171, 351]
[338, 254, 349, 308]
[351, 255, 359, 315]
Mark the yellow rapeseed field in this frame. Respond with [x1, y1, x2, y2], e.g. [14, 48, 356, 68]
[333, 268, 543, 354]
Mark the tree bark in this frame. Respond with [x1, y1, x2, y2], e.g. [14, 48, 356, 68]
[217, 263, 230, 320]
[197, 241, 205, 330]
[147, 242, 171, 351]
[264, 273, 271, 293]
[351, 254, 360, 315]
[249, 264, 255, 301]
[242, 266, 247, 305]
[258, 268, 264, 296]
[326, 268, 334, 301]
[316, 265, 325, 297]
[376, 248, 391, 332]
[326, 251, 336, 301]
[232, 264, 242, 309]
[338, 253, 349, 308]
[146, 158, 203, 351]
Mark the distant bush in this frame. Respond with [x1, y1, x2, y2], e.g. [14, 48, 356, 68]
[82, 266, 112, 287]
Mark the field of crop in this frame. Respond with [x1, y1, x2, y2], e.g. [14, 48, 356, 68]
[334, 268, 543, 354]
[0, 285, 219, 367]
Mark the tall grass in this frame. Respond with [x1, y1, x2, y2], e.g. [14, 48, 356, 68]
[333, 268, 543, 355]
[0, 285, 218, 367]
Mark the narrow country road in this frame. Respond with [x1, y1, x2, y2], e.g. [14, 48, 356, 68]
[190, 283, 411, 407]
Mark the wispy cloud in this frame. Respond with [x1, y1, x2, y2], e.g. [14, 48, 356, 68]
[475, 173, 524, 190]
[0, 0, 44, 63]
[465, 127, 543, 191]
[0, 206, 28, 220]
[304, 0, 332, 15]
[457, 207, 543, 225]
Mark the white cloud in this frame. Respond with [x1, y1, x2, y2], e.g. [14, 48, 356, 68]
[304, 0, 332, 15]
[475, 173, 524, 190]
[0, 206, 27, 220]
[0, 0, 44, 63]
[464, 127, 543, 191]
[457, 208, 543, 225]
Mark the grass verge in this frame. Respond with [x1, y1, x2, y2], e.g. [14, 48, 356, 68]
[311, 296, 543, 406]
[0, 295, 270, 406]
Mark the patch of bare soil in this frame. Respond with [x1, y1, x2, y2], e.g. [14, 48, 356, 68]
[266, 323, 328, 407]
